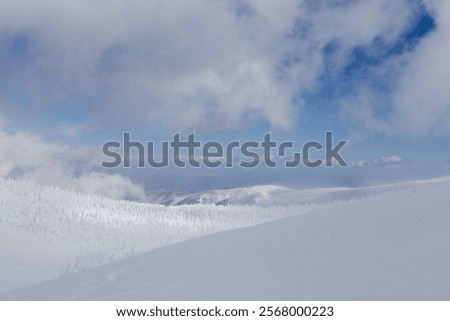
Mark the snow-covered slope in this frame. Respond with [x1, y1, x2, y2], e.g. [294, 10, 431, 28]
[3, 177, 450, 300]
[0, 178, 328, 294]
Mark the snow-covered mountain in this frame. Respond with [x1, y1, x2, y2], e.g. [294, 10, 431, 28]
[2, 176, 450, 300]
[149, 178, 445, 207]
[3, 176, 450, 300]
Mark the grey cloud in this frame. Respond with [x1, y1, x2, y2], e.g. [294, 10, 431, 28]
[0, 0, 418, 132]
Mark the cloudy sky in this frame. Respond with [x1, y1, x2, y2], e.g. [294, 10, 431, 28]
[1, 0, 450, 199]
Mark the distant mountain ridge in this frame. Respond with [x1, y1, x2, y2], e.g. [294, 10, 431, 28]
[149, 177, 450, 206]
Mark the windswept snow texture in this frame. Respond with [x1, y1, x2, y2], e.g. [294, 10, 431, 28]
[2, 177, 450, 300]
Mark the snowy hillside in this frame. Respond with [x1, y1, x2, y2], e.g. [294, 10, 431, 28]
[0, 178, 329, 294]
[2, 176, 450, 300]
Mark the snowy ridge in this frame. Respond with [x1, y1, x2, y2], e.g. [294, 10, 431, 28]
[149, 177, 450, 206]
[3, 176, 450, 300]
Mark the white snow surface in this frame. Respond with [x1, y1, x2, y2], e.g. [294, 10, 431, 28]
[1, 176, 450, 300]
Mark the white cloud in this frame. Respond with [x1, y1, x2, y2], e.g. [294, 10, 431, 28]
[71, 172, 148, 201]
[0, 0, 418, 133]
[340, 88, 394, 134]
[390, 0, 450, 135]
[0, 122, 148, 201]
[341, 0, 450, 136]
[351, 155, 404, 168]
[374, 155, 403, 167]
[58, 120, 94, 138]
